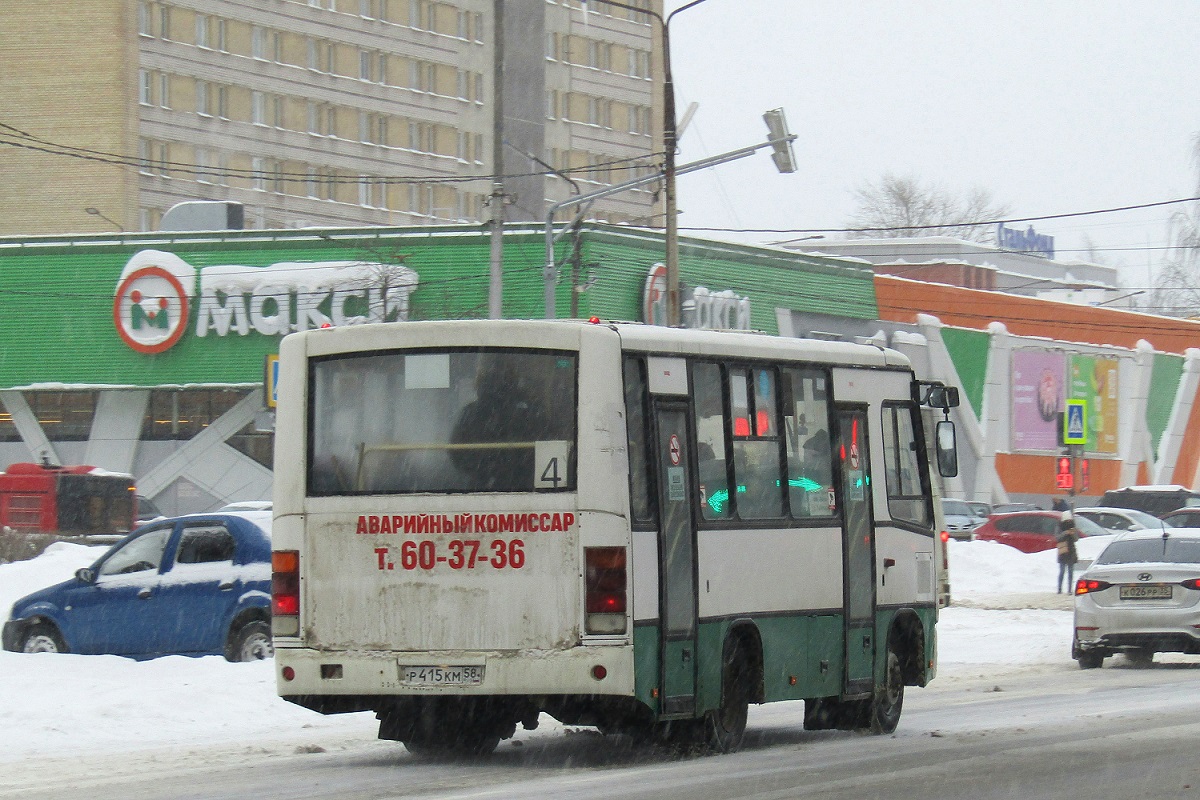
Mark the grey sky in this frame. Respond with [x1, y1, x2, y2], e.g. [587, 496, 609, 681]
[658, 1, 1200, 288]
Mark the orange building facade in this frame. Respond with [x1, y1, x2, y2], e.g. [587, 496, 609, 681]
[874, 275, 1200, 506]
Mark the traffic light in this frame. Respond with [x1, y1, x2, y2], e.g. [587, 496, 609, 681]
[1056, 455, 1074, 490]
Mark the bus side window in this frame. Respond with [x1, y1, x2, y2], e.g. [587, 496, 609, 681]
[623, 357, 655, 525]
[692, 362, 732, 520]
[782, 367, 833, 518]
[730, 367, 783, 520]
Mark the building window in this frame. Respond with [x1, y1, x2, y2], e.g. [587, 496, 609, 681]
[545, 90, 558, 119]
[24, 392, 99, 442]
[157, 142, 171, 177]
[139, 70, 153, 105]
[360, 0, 375, 18]
[378, 54, 389, 85]
[138, 138, 154, 174]
[251, 91, 266, 126]
[359, 50, 374, 81]
[159, 73, 171, 109]
[251, 25, 266, 60]
[138, 2, 152, 36]
[306, 168, 319, 198]
[195, 148, 212, 183]
[410, 0, 435, 31]
[142, 390, 249, 442]
[159, 3, 171, 39]
[587, 40, 611, 71]
[252, 156, 266, 191]
[195, 80, 210, 116]
[216, 18, 227, 52]
[271, 95, 284, 128]
[195, 14, 210, 48]
[216, 85, 229, 119]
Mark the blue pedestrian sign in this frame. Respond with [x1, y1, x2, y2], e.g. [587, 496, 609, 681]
[1064, 399, 1087, 446]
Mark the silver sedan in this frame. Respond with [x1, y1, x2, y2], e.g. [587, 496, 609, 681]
[1073, 529, 1200, 668]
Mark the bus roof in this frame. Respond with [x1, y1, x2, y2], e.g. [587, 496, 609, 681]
[290, 318, 912, 371]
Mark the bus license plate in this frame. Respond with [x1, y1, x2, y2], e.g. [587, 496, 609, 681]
[1119, 584, 1172, 600]
[400, 665, 485, 686]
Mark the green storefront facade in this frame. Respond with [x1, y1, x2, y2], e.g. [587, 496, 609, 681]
[0, 223, 878, 514]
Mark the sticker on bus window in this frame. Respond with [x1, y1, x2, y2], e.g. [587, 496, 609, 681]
[534, 440, 571, 489]
[848, 470, 865, 501]
[667, 466, 686, 501]
[404, 354, 450, 389]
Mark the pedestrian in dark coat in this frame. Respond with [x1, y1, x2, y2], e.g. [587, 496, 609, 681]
[1057, 514, 1079, 594]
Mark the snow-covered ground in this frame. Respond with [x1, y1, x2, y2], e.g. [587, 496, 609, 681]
[0, 539, 1091, 764]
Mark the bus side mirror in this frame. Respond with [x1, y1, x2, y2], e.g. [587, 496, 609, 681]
[935, 420, 958, 478]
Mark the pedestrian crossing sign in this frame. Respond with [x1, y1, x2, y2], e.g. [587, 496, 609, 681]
[1064, 399, 1087, 446]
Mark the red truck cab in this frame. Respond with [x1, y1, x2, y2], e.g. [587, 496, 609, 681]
[0, 462, 136, 536]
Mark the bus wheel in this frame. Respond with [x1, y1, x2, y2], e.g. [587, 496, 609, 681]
[867, 645, 904, 734]
[706, 644, 749, 753]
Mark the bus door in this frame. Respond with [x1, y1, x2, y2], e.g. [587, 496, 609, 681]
[836, 406, 876, 696]
[653, 402, 698, 717]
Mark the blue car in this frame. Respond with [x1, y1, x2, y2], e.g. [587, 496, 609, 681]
[2, 512, 273, 661]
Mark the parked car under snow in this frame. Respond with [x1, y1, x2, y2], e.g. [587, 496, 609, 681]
[2, 512, 272, 661]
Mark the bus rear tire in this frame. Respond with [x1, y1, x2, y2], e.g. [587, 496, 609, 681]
[867, 646, 904, 734]
[705, 643, 749, 753]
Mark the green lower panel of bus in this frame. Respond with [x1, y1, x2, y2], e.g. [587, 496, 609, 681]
[632, 607, 936, 718]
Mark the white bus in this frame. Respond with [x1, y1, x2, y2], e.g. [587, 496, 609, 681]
[271, 319, 958, 755]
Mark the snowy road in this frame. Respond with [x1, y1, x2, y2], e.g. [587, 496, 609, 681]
[4, 660, 1200, 799]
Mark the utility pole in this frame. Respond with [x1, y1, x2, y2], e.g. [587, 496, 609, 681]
[487, 0, 505, 319]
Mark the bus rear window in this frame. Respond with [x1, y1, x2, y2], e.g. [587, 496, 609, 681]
[309, 349, 577, 495]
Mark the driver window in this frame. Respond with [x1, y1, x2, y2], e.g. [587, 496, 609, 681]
[98, 527, 171, 577]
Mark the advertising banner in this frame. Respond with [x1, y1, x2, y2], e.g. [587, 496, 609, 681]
[1069, 355, 1119, 454]
[1012, 350, 1065, 451]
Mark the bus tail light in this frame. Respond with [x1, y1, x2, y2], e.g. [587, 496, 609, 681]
[272, 550, 300, 637]
[585, 547, 627, 635]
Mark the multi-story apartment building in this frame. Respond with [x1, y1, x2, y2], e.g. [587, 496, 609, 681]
[0, 0, 663, 235]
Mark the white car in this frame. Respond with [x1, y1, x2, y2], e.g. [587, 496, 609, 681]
[1073, 529, 1200, 669]
[218, 500, 273, 512]
[941, 498, 986, 540]
[1074, 506, 1171, 535]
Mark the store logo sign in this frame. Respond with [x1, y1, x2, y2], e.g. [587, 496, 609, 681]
[113, 263, 193, 354]
[113, 249, 419, 354]
[642, 263, 751, 331]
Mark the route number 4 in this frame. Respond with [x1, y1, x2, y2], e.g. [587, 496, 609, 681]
[535, 441, 571, 489]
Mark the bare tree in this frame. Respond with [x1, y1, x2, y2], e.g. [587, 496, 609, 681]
[1150, 134, 1200, 317]
[846, 174, 1010, 242]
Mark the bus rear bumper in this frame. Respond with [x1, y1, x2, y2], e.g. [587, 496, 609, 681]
[273, 642, 636, 702]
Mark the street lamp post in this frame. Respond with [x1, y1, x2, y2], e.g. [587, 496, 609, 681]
[84, 207, 124, 232]
[581, 0, 710, 326]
